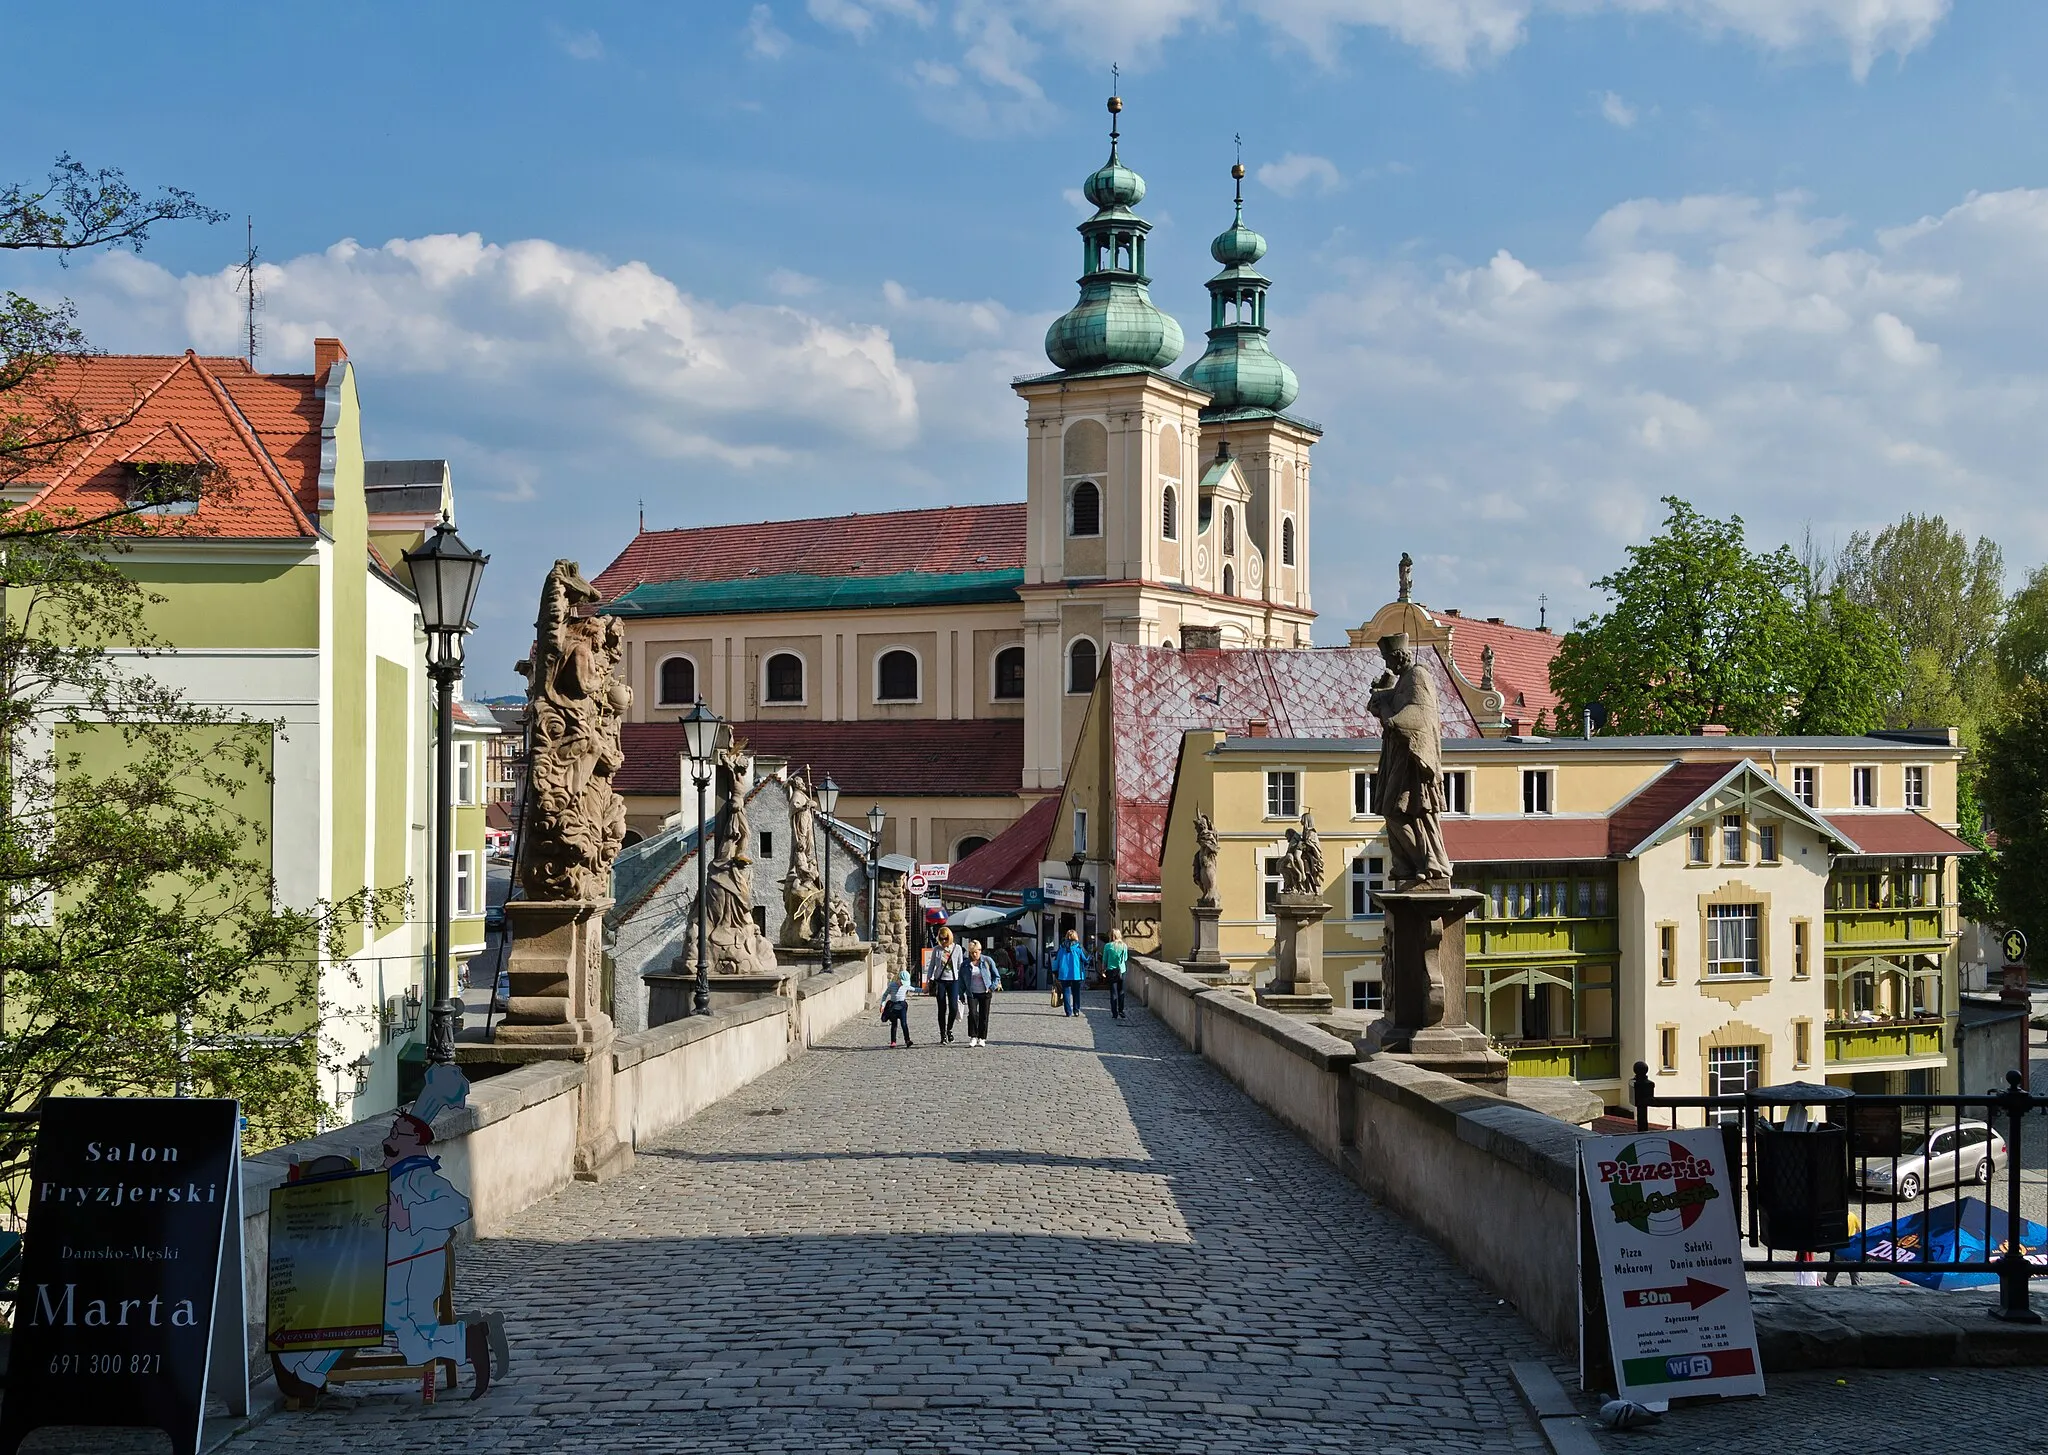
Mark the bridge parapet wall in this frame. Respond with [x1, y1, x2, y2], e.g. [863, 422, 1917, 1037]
[1128, 954, 1585, 1350]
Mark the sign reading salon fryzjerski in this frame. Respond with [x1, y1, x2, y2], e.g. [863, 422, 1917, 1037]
[0, 1097, 245, 1455]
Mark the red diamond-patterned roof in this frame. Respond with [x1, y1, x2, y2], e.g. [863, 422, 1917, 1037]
[618, 718, 1025, 800]
[1107, 643, 1479, 889]
[592, 503, 1028, 600]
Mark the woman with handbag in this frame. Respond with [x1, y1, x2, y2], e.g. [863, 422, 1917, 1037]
[924, 927, 964, 1044]
[961, 938, 999, 1047]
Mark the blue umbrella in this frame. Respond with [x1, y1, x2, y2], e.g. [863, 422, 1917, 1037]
[1839, 1197, 2048, 1290]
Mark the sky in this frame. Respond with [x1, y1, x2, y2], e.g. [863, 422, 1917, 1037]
[7, 0, 2048, 692]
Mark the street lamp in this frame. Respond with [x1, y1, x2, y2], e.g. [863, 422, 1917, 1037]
[679, 699, 725, 1017]
[866, 804, 886, 944]
[1066, 849, 1092, 950]
[403, 516, 488, 1067]
[817, 775, 841, 976]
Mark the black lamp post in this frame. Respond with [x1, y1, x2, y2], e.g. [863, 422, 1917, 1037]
[402, 516, 489, 1067]
[1066, 849, 1092, 950]
[680, 699, 724, 1017]
[866, 804, 886, 942]
[818, 775, 841, 975]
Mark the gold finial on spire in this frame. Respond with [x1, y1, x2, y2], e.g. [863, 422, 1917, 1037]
[1232, 134, 1246, 200]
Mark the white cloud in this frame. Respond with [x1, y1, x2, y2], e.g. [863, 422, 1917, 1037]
[1256, 153, 1342, 198]
[808, 0, 932, 39]
[557, 28, 605, 61]
[1598, 90, 1637, 127]
[746, 5, 792, 58]
[1284, 183, 2048, 632]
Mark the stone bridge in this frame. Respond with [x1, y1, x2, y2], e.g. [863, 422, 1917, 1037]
[209, 988, 2047, 1454]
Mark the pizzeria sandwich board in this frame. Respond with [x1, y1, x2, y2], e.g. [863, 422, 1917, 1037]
[1579, 1126, 1764, 1407]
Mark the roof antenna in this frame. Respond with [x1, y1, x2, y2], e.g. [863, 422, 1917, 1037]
[638, 498, 645, 533]
[235, 217, 262, 368]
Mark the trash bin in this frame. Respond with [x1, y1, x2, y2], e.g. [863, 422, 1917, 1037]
[1750, 1082, 1855, 1252]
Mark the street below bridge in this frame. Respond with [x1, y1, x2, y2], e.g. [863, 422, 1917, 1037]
[204, 994, 2048, 1454]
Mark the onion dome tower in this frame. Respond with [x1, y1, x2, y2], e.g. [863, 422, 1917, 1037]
[1043, 93, 1185, 373]
[1179, 158, 1299, 414]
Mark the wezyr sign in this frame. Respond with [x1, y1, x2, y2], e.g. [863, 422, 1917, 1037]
[1580, 1127, 1764, 1406]
[0, 1097, 248, 1455]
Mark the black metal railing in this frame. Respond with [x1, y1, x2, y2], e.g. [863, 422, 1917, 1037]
[1631, 1061, 2046, 1322]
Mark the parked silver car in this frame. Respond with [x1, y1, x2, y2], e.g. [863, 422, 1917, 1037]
[1860, 1120, 2007, 1201]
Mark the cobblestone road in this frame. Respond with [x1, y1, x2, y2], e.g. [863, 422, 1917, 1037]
[221, 994, 1558, 1453]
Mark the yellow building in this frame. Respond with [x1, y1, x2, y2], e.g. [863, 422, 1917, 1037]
[1159, 729, 1973, 1104]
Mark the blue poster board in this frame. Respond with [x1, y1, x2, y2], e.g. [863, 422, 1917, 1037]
[1840, 1196, 2048, 1290]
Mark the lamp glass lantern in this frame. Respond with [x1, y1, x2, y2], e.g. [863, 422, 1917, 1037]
[818, 776, 841, 816]
[1066, 851, 1085, 884]
[403, 517, 489, 665]
[680, 699, 723, 767]
[866, 804, 886, 839]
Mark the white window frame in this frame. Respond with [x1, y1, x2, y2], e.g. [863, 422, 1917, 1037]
[1352, 769, 1380, 818]
[1279, 512, 1297, 566]
[1521, 767, 1554, 815]
[1161, 483, 1179, 541]
[1852, 764, 1878, 808]
[453, 850, 477, 917]
[454, 741, 477, 806]
[1904, 765, 1928, 811]
[1262, 852, 1283, 918]
[991, 643, 1026, 702]
[761, 650, 808, 706]
[1791, 765, 1818, 808]
[873, 645, 923, 705]
[1442, 770, 1470, 816]
[1687, 825, 1708, 865]
[655, 652, 699, 707]
[1073, 809, 1088, 857]
[1265, 770, 1299, 819]
[1349, 852, 1386, 918]
[1350, 977, 1383, 1012]
[1067, 478, 1102, 538]
[1706, 903, 1761, 978]
[1066, 636, 1099, 696]
[1758, 822, 1779, 864]
[1721, 812, 1744, 864]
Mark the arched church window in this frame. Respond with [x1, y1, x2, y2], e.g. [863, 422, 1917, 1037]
[1068, 638, 1098, 695]
[1222, 565, 1235, 596]
[1070, 480, 1101, 537]
[1281, 517, 1296, 566]
[1161, 486, 1177, 540]
[657, 655, 696, 706]
[764, 652, 805, 704]
[993, 645, 1025, 700]
[1222, 506, 1235, 556]
[876, 649, 919, 702]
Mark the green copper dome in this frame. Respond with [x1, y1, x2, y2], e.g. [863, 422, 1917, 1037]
[1179, 173, 1297, 414]
[1043, 96, 1185, 374]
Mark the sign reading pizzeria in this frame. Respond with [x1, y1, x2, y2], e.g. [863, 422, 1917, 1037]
[1579, 1127, 1764, 1406]
[0, 1097, 248, 1455]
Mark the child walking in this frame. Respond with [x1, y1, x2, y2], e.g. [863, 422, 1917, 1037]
[881, 966, 914, 1047]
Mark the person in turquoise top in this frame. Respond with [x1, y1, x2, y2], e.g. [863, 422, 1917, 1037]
[1053, 929, 1089, 1017]
[1100, 925, 1130, 1020]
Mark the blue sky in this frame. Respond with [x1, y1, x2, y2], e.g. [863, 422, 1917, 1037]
[9, 0, 2047, 691]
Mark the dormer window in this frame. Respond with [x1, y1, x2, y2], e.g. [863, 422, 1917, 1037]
[126, 459, 211, 515]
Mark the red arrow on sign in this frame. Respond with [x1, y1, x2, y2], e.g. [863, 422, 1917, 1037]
[1622, 1278, 1728, 1311]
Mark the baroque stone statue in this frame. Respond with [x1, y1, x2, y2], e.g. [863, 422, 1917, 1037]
[1368, 632, 1453, 890]
[516, 560, 630, 902]
[779, 767, 858, 950]
[1397, 551, 1413, 604]
[1480, 642, 1496, 692]
[1192, 812, 1220, 907]
[1279, 809, 1324, 896]
[703, 743, 775, 976]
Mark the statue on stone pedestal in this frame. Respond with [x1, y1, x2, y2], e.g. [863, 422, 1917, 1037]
[1192, 813, 1220, 907]
[1397, 551, 1413, 604]
[702, 744, 776, 976]
[1280, 809, 1324, 896]
[1369, 632, 1453, 890]
[778, 767, 858, 950]
[1480, 642, 1496, 692]
[516, 560, 631, 901]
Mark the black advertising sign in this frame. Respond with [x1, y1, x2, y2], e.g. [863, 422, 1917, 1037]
[0, 1097, 248, 1455]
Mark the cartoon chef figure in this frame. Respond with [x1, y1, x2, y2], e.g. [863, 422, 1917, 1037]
[276, 1067, 507, 1403]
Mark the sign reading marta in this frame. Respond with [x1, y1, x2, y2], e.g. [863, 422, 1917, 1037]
[1580, 1127, 1764, 1405]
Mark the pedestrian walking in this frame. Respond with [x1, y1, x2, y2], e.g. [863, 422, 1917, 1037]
[925, 927, 964, 1044]
[1054, 929, 1088, 1016]
[1047, 938, 1062, 1007]
[881, 966, 914, 1047]
[1102, 924, 1129, 1019]
[963, 938, 999, 1046]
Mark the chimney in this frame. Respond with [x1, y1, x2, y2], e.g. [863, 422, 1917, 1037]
[1246, 717, 1270, 738]
[1444, 608, 1460, 617]
[1181, 624, 1224, 651]
[314, 337, 348, 378]
[1700, 724, 1730, 737]
[1487, 616, 1504, 625]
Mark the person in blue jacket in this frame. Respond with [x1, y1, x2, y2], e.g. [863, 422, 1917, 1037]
[1053, 929, 1089, 1016]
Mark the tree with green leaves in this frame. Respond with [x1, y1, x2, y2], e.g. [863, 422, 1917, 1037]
[0, 159, 379, 1179]
[1551, 498, 1902, 736]
[1996, 565, 2048, 692]
[1836, 514, 2005, 733]
[1978, 680, 2048, 958]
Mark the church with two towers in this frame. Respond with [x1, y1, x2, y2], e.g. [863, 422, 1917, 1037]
[594, 95, 1327, 861]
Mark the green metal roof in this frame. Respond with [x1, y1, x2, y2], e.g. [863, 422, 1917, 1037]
[604, 567, 1025, 619]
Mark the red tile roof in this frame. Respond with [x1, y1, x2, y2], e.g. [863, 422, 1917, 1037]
[945, 793, 1061, 896]
[22, 352, 320, 539]
[1111, 643, 1480, 889]
[617, 719, 1025, 799]
[1443, 818, 1612, 863]
[592, 503, 1028, 601]
[1604, 762, 1735, 857]
[1830, 813, 1977, 856]
[1439, 613, 1564, 719]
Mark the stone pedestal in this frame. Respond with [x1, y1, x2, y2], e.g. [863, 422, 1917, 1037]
[492, 898, 633, 1180]
[1186, 903, 1224, 966]
[1259, 894, 1335, 1015]
[1359, 886, 1506, 1085]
